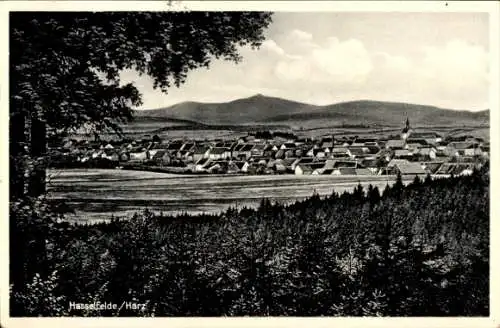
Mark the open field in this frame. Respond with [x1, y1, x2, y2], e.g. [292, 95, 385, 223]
[294, 125, 489, 140]
[79, 121, 489, 142]
[47, 168, 417, 223]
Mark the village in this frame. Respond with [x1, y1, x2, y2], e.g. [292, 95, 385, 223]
[49, 118, 489, 177]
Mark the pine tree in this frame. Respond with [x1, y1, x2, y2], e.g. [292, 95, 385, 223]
[424, 172, 433, 185]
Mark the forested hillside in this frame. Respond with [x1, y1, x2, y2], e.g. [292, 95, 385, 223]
[10, 165, 489, 316]
[135, 95, 489, 127]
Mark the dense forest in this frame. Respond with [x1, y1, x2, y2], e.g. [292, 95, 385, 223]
[10, 165, 489, 316]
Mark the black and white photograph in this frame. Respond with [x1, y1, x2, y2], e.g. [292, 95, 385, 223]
[1, 0, 499, 325]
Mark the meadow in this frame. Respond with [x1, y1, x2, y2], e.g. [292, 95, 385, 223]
[46, 168, 413, 222]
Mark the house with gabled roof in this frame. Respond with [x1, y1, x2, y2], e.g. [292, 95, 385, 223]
[391, 161, 426, 176]
[309, 162, 328, 175]
[365, 145, 380, 155]
[207, 161, 227, 174]
[361, 158, 379, 170]
[277, 158, 296, 171]
[129, 147, 149, 161]
[295, 164, 314, 175]
[292, 148, 304, 158]
[194, 157, 212, 172]
[394, 149, 413, 160]
[237, 144, 255, 159]
[320, 136, 334, 148]
[348, 146, 368, 159]
[406, 138, 429, 146]
[222, 141, 236, 148]
[273, 162, 287, 174]
[224, 161, 238, 174]
[104, 143, 114, 150]
[387, 158, 410, 168]
[414, 147, 437, 160]
[309, 148, 327, 159]
[118, 151, 130, 162]
[422, 161, 444, 174]
[323, 159, 336, 170]
[446, 142, 482, 157]
[290, 157, 316, 170]
[435, 163, 475, 176]
[166, 141, 184, 152]
[212, 140, 224, 148]
[250, 156, 269, 166]
[385, 139, 406, 150]
[101, 148, 119, 161]
[90, 148, 103, 159]
[232, 161, 250, 173]
[282, 149, 294, 158]
[266, 158, 277, 169]
[177, 150, 194, 162]
[152, 150, 172, 166]
[274, 148, 286, 159]
[243, 135, 256, 143]
[280, 142, 297, 150]
[263, 144, 278, 157]
[332, 167, 357, 175]
[355, 168, 372, 176]
[321, 140, 334, 149]
[231, 143, 244, 158]
[208, 147, 230, 160]
[331, 147, 351, 158]
[192, 144, 211, 162]
[181, 142, 196, 152]
[332, 160, 358, 169]
[148, 143, 169, 157]
[311, 168, 323, 175]
[406, 143, 423, 153]
[251, 144, 266, 157]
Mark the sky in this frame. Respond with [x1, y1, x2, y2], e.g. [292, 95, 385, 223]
[122, 12, 490, 111]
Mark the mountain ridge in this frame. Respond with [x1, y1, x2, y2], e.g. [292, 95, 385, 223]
[134, 94, 489, 128]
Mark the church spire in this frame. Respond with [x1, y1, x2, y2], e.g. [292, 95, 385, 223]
[401, 115, 411, 140]
[401, 113, 411, 133]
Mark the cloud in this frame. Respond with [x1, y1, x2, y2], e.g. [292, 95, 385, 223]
[127, 28, 489, 112]
[289, 29, 313, 42]
[419, 39, 489, 91]
[373, 52, 412, 73]
[260, 39, 286, 56]
[433, 41, 488, 109]
[273, 35, 373, 86]
[280, 29, 319, 56]
[311, 37, 373, 83]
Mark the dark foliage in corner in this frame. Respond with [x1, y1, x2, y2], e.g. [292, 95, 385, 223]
[10, 11, 273, 134]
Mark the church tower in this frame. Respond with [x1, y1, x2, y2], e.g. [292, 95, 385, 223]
[401, 116, 411, 140]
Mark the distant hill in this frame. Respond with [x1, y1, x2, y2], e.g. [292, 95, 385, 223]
[135, 94, 320, 125]
[264, 100, 490, 127]
[134, 95, 489, 128]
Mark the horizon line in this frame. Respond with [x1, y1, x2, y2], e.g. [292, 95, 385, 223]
[135, 94, 490, 113]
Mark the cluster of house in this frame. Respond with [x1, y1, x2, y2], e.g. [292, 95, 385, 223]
[51, 118, 489, 177]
